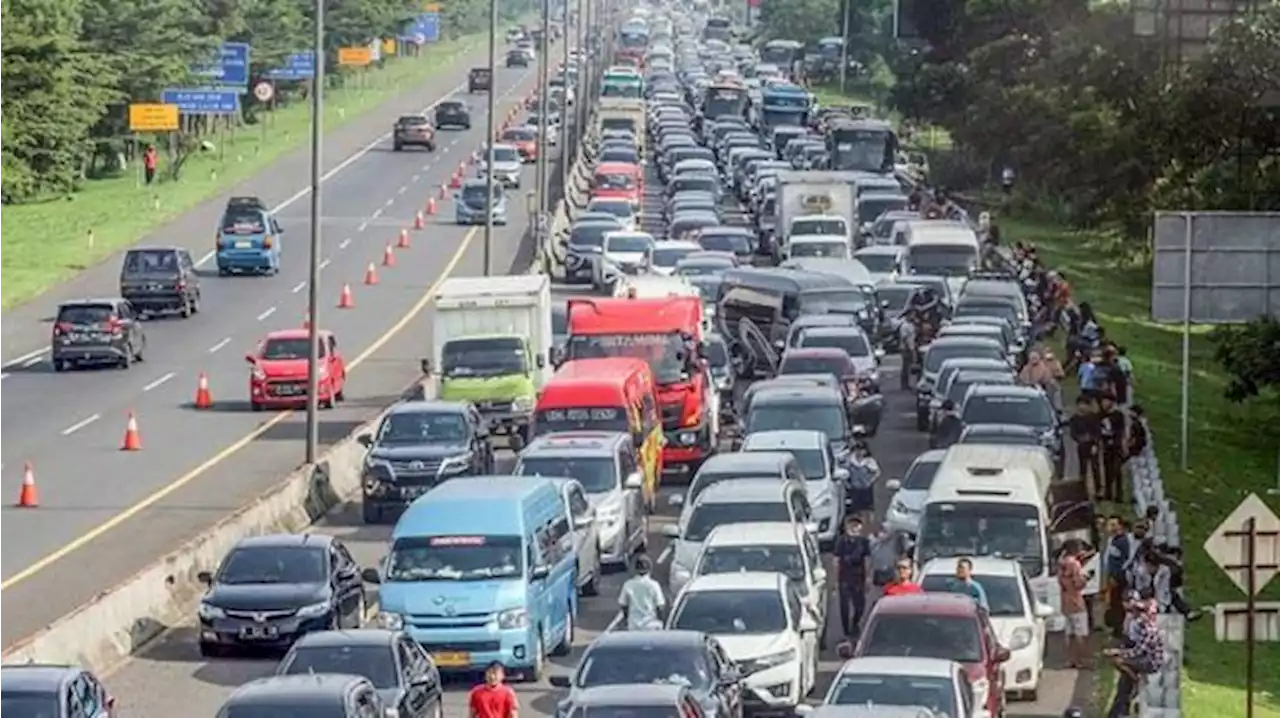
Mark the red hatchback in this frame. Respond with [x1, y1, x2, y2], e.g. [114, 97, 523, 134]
[246, 329, 347, 411]
[855, 592, 1010, 717]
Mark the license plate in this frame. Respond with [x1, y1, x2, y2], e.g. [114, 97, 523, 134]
[239, 625, 278, 640]
[149, 283, 162, 291]
[275, 384, 303, 396]
[235, 240, 252, 248]
[432, 651, 470, 667]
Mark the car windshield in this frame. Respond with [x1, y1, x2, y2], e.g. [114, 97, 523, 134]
[601, 149, 640, 164]
[221, 209, 266, 233]
[790, 219, 845, 236]
[779, 355, 848, 377]
[399, 116, 429, 127]
[125, 249, 179, 273]
[906, 245, 977, 277]
[57, 304, 115, 325]
[918, 502, 1045, 576]
[857, 196, 906, 224]
[862, 614, 983, 663]
[385, 535, 524, 581]
[962, 395, 1054, 429]
[959, 428, 1041, 446]
[376, 411, 469, 445]
[676, 261, 727, 277]
[534, 407, 630, 436]
[855, 253, 897, 273]
[569, 708, 681, 718]
[518, 456, 617, 493]
[903, 458, 941, 490]
[1, 693, 59, 718]
[606, 235, 652, 253]
[684, 501, 790, 542]
[957, 302, 1018, 323]
[570, 224, 616, 248]
[924, 344, 1002, 374]
[877, 286, 913, 311]
[829, 674, 958, 714]
[577, 645, 711, 689]
[699, 545, 805, 584]
[921, 574, 1025, 617]
[222, 707, 346, 718]
[596, 173, 637, 190]
[592, 201, 633, 218]
[704, 339, 729, 368]
[489, 147, 519, 163]
[790, 241, 846, 258]
[654, 246, 697, 267]
[218, 546, 326, 585]
[689, 276, 722, 304]
[441, 337, 526, 378]
[700, 233, 750, 253]
[673, 177, 716, 193]
[566, 332, 687, 384]
[799, 332, 871, 358]
[798, 290, 870, 314]
[747, 404, 846, 441]
[279, 644, 399, 688]
[461, 184, 501, 207]
[672, 588, 787, 634]
[504, 128, 535, 141]
[259, 337, 312, 360]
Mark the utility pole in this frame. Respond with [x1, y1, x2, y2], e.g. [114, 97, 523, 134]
[304, 0, 325, 463]
[839, 0, 851, 94]
[483, 0, 499, 276]
[535, 0, 552, 241]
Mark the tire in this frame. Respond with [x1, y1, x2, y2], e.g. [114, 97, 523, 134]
[552, 607, 574, 656]
[134, 341, 145, 362]
[335, 386, 346, 402]
[580, 561, 599, 597]
[251, 401, 264, 412]
[180, 298, 193, 318]
[198, 642, 222, 658]
[522, 634, 546, 682]
[393, 142, 403, 151]
[53, 359, 67, 373]
[362, 501, 382, 524]
[915, 409, 929, 432]
[190, 294, 201, 315]
[118, 347, 132, 370]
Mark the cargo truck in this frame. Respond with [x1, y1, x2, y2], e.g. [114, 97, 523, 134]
[775, 170, 860, 260]
[421, 274, 553, 449]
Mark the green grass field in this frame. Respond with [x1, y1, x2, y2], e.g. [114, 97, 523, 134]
[0, 34, 487, 310]
[1005, 216, 1280, 718]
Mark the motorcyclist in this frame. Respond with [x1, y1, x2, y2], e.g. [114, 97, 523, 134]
[908, 286, 944, 328]
[898, 308, 920, 390]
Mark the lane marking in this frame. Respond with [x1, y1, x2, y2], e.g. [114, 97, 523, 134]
[0, 227, 479, 592]
[208, 338, 231, 353]
[292, 281, 306, 294]
[398, 185, 408, 195]
[657, 545, 673, 565]
[142, 372, 175, 392]
[22, 356, 42, 368]
[319, 258, 332, 271]
[371, 208, 384, 220]
[411, 174, 420, 182]
[339, 238, 352, 250]
[1, 373, 9, 381]
[383, 198, 395, 208]
[61, 414, 101, 436]
[256, 307, 277, 321]
[358, 221, 369, 232]
[2, 347, 48, 368]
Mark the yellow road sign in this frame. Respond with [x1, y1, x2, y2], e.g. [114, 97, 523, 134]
[381, 38, 397, 55]
[128, 103, 180, 132]
[338, 47, 373, 66]
[423, 3, 442, 11]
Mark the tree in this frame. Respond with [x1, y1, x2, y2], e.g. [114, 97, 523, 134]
[1210, 316, 1280, 402]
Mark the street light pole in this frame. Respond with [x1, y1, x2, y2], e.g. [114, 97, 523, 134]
[559, 2, 572, 197]
[838, 0, 851, 94]
[304, 0, 325, 463]
[535, 0, 551, 236]
[483, 0, 499, 276]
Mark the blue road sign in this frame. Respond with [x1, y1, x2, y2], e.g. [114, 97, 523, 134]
[192, 42, 251, 87]
[161, 89, 241, 115]
[266, 52, 316, 80]
[402, 14, 440, 44]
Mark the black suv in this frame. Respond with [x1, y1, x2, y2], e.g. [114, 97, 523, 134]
[51, 298, 146, 371]
[393, 115, 436, 151]
[120, 246, 200, 317]
[433, 100, 471, 129]
[468, 67, 492, 92]
[505, 49, 529, 68]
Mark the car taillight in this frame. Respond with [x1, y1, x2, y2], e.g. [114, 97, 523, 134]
[53, 322, 73, 336]
[263, 235, 273, 248]
[107, 317, 125, 334]
[176, 281, 186, 291]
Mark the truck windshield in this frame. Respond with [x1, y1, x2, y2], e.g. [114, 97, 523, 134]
[704, 87, 747, 119]
[566, 332, 687, 384]
[828, 127, 895, 173]
[441, 337, 527, 378]
[761, 109, 803, 129]
[917, 501, 1046, 577]
[790, 218, 846, 236]
[906, 245, 978, 277]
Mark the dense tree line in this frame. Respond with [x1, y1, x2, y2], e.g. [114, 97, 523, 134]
[0, 0, 526, 203]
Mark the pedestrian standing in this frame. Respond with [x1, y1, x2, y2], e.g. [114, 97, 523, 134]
[1058, 539, 1094, 668]
[832, 515, 872, 641]
[1097, 392, 1128, 504]
[1105, 597, 1167, 718]
[618, 554, 666, 631]
[469, 662, 518, 718]
[947, 558, 990, 612]
[882, 559, 924, 597]
[1103, 516, 1134, 639]
[143, 144, 159, 185]
[1068, 395, 1101, 495]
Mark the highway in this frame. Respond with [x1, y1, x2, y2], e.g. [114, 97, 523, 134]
[101, 355, 1093, 716]
[0, 51, 556, 646]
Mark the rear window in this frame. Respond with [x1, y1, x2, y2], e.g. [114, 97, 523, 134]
[57, 304, 115, 324]
[862, 614, 983, 663]
[398, 116, 429, 126]
[124, 249, 179, 273]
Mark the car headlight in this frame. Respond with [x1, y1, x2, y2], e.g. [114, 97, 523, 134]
[679, 432, 697, 445]
[198, 602, 226, 620]
[716, 377, 732, 392]
[297, 601, 331, 618]
[891, 499, 915, 516]
[512, 396, 534, 412]
[376, 611, 404, 630]
[1040, 429, 1058, 445]
[752, 648, 797, 670]
[971, 677, 990, 707]
[497, 607, 531, 629]
[252, 367, 266, 381]
[439, 454, 473, 473]
[1009, 626, 1034, 651]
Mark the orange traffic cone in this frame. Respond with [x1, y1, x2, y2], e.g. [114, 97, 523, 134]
[426, 197, 438, 215]
[194, 372, 213, 409]
[399, 230, 413, 250]
[438, 184, 447, 200]
[383, 244, 397, 267]
[338, 283, 355, 308]
[457, 161, 466, 175]
[413, 211, 425, 231]
[364, 262, 379, 285]
[302, 312, 311, 329]
[450, 172, 462, 189]
[15, 462, 38, 508]
[120, 412, 142, 451]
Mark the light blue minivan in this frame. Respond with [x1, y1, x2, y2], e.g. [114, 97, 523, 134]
[364, 476, 579, 680]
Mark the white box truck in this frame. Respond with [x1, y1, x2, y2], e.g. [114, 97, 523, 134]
[422, 274, 553, 448]
[775, 170, 861, 258]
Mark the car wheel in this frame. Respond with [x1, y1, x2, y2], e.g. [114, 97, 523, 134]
[53, 359, 67, 373]
[190, 294, 201, 314]
[915, 410, 929, 432]
[134, 340, 145, 362]
[198, 642, 222, 658]
[335, 386, 346, 401]
[580, 561, 599, 597]
[217, 267, 230, 277]
[251, 401, 264, 412]
[393, 143, 403, 151]
[523, 634, 546, 682]
[552, 606, 574, 656]
[179, 298, 193, 318]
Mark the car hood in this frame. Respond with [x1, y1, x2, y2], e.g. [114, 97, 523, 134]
[892, 489, 927, 512]
[380, 578, 527, 616]
[205, 582, 328, 611]
[257, 358, 310, 378]
[368, 443, 470, 461]
[713, 632, 793, 661]
[671, 538, 703, 572]
[480, 161, 522, 173]
[850, 356, 877, 375]
[988, 615, 1036, 650]
[603, 251, 647, 265]
[650, 265, 678, 276]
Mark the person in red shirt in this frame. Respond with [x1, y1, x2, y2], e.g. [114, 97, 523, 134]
[470, 662, 518, 718]
[881, 560, 924, 597]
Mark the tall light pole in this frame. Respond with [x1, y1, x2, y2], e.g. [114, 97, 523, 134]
[559, 1, 572, 197]
[534, 0, 551, 238]
[483, 0, 499, 276]
[838, 0, 851, 94]
[304, 0, 325, 463]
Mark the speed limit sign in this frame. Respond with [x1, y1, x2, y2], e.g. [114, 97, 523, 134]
[253, 81, 275, 102]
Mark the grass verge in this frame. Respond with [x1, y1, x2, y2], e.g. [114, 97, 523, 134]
[1004, 215, 1280, 718]
[0, 34, 487, 310]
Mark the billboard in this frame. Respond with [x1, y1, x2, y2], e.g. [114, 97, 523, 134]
[1150, 211, 1280, 323]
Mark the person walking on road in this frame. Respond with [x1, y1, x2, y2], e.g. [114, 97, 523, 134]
[143, 144, 159, 185]
[470, 662, 518, 718]
[882, 559, 924, 597]
[618, 555, 666, 631]
[1058, 539, 1095, 668]
[946, 558, 990, 612]
[832, 515, 872, 640]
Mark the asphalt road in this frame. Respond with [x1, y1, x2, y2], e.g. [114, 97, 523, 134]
[0, 54, 557, 646]
[101, 346, 1091, 716]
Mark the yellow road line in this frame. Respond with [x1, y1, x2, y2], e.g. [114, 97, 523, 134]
[0, 228, 478, 592]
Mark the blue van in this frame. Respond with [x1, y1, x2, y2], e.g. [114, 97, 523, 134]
[216, 201, 283, 275]
[366, 476, 578, 680]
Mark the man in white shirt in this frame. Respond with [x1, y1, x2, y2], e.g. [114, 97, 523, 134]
[619, 555, 666, 630]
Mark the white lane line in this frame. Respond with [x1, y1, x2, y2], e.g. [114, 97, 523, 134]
[319, 258, 331, 271]
[3, 348, 48, 368]
[291, 281, 306, 294]
[256, 307, 277, 321]
[383, 198, 395, 208]
[358, 221, 369, 232]
[142, 372, 175, 392]
[411, 174, 420, 182]
[371, 208, 384, 220]
[0, 373, 9, 381]
[22, 356, 43, 368]
[61, 414, 101, 436]
[656, 545, 674, 566]
[398, 185, 408, 195]
[208, 338, 231, 353]
[422, 163, 432, 171]
[339, 238, 352, 250]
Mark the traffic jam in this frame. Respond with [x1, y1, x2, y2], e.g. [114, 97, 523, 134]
[13, 5, 1093, 718]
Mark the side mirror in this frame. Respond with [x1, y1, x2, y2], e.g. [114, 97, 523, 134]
[661, 523, 681, 538]
[1034, 602, 1055, 619]
[420, 358, 433, 375]
[668, 493, 685, 507]
[361, 567, 382, 584]
[357, 434, 373, 448]
[885, 478, 901, 491]
[536, 354, 546, 369]
[624, 471, 643, 489]
[804, 521, 820, 534]
[995, 646, 1012, 663]
[530, 564, 551, 581]
[574, 514, 595, 529]
[834, 468, 850, 481]
[197, 570, 215, 585]
[244, 354, 257, 365]
[813, 567, 828, 584]
[549, 675, 572, 689]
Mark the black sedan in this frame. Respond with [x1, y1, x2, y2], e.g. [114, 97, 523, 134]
[277, 629, 444, 718]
